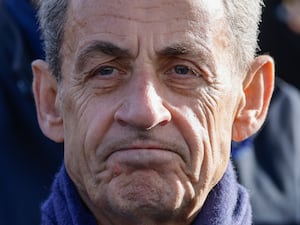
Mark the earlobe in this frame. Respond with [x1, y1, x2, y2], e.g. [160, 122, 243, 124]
[32, 60, 64, 143]
[232, 55, 274, 142]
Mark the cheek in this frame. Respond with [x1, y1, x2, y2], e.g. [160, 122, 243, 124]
[175, 90, 234, 190]
[195, 92, 235, 186]
[170, 102, 207, 185]
[61, 87, 117, 189]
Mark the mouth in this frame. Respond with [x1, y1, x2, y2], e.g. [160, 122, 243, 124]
[104, 139, 186, 166]
[110, 149, 179, 167]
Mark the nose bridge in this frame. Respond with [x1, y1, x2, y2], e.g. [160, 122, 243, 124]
[135, 76, 162, 114]
[134, 73, 160, 108]
[115, 68, 171, 129]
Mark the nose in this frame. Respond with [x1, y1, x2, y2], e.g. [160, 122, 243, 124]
[114, 74, 171, 130]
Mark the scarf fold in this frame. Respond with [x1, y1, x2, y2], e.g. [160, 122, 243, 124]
[192, 162, 252, 225]
[41, 166, 97, 225]
[41, 162, 251, 225]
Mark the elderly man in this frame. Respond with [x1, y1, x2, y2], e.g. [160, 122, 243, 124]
[32, 0, 274, 224]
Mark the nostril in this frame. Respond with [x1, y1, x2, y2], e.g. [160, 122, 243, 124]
[159, 119, 169, 127]
[117, 118, 128, 127]
[115, 105, 171, 130]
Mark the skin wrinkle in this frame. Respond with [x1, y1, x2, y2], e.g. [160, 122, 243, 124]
[168, 105, 205, 182]
[65, 1, 214, 67]
[72, 5, 223, 219]
[101, 168, 181, 224]
[64, 2, 221, 89]
[75, 39, 217, 87]
[84, 106, 114, 183]
[196, 109, 216, 188]
[75, 41, 131, 75]
[61, 80, 98, 190]
[71, 0, 209, 25]
[165, 94, 207, 179]
[194, 84, 234, 185]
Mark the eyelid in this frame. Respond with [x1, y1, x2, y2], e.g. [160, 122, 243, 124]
[186, 66, 202, 77]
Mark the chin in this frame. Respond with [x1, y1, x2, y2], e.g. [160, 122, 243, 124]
[104, 172, 192, 222]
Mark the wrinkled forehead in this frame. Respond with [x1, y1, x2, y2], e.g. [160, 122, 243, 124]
[58, 0, 234, 79]
[64, 0, 227, 48]
[67, 0, 226, 28]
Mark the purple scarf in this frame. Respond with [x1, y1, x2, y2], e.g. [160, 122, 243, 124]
[41, 162, 251, 225]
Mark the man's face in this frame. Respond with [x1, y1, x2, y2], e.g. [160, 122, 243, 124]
[58, 0, 242, 223]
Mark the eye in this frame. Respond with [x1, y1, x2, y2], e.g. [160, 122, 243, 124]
[96, 66, 119, 76]
[174, 65, 190, 75]
[167, 64, 201, 77]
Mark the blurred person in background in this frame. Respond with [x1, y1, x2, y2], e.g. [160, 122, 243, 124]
[233, 1, 300, 224]
[0, 0, 63, 224]
[233, 78, 300, 225]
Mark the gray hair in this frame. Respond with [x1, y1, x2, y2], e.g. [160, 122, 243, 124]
[37, 0, 264, 80]
[223, 0, 264, 73]
[38, 0, 68, 81]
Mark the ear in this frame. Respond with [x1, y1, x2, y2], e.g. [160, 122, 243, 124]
[32, 60, 64, 143]
[232, 55, 274, 142]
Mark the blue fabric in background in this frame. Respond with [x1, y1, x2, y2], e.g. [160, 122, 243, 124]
[4, 0, 44, 58]
[0, 1, 64, 225]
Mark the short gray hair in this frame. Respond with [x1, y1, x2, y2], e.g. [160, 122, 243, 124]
[223, 0, 264, 73]
[37, 0, 264, 80]
[38, 0, 68, 81]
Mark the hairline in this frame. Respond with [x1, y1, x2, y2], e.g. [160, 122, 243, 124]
[39, 0, 263, 80]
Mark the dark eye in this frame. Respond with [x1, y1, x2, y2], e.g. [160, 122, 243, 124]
[174, 65, 190, 75]
[168, 64, 201, 77]
[97, 66, 117, 76]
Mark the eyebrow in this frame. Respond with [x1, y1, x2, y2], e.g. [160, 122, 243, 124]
[159, 43, 216, 74]
[75, 41, 131, 73]
[75, 41, 216, 76]
[159, 43, 190, 56]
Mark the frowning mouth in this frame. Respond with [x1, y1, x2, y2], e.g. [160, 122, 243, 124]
[102, 138, 187, 164]
[108, 142, 177, 159]
[109, 149, 179, 167]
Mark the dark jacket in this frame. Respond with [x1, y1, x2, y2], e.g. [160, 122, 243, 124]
[0, 2, 63, 225]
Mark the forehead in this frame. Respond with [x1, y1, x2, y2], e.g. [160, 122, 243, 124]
[67, 1, 225, 36]
[69, 0, 224, 17]
[62, 0, 229, 65]
[69, 0, 224, 18]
